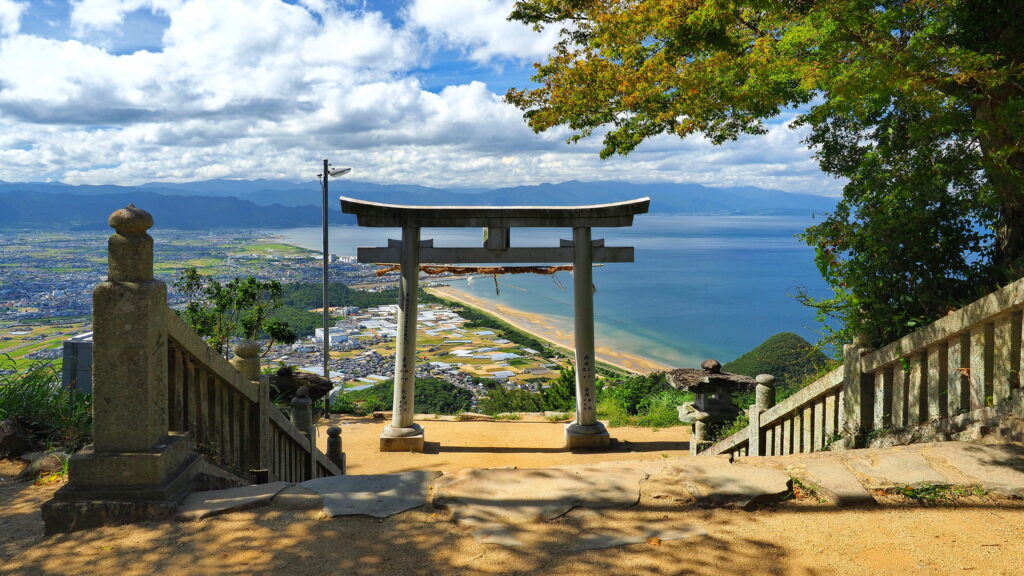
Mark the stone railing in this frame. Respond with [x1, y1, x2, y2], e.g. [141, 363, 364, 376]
[703, 367, 845, 457]
[703, 276, 1024, 458]
[166, 313, 342, 483]
[44, 205, 341, 534]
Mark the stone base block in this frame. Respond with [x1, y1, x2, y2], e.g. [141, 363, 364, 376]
[565, 422, 612, 450]
[41, 497, 186, 535]
[42, 433, 200, 534]
[380, 433, 425, 452]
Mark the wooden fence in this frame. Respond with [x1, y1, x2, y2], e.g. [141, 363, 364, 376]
[704, 277, 1024, 457]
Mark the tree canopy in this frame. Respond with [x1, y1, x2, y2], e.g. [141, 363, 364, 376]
[507, 0, 1023, 346]
[174, 267, 297, 357]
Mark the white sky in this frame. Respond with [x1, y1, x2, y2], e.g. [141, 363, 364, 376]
[0, 0, 841, 195]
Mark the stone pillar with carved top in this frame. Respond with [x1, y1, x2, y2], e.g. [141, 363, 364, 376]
[42, 205, 199, 534]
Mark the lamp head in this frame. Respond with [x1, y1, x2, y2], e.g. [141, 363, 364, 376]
[328, 167, 352, 177]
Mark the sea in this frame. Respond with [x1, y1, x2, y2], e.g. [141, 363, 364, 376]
[276, 214, 832, 369]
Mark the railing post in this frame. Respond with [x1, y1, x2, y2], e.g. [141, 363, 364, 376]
[748, 374, 775, 456]
[291, 386, 313, 433]
[43, 206, 199, 534]
[326, 426, 346, 474]
[291, 386, 315, 481]
[257, 375, 272, 478]
[690, 411, 708, 455]
[229, 340, 261, 381]
[842, 341, 875, 447]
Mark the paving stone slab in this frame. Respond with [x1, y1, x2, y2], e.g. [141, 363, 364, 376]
[922, 442, 1024, 496]
[178, 482, 290, 521]
[841, 446, 950, 489]
[272, 484, 324, 510]
[302, 471, 442, 518]
[680, 459, 792, 509]
[792, 458, 875, 506]
[433, 466, 647, 546]
[434, 466, 647, 522]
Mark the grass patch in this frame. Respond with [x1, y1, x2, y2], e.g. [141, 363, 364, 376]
[545, 412, 571, 422]
[887, 483, 988, 506]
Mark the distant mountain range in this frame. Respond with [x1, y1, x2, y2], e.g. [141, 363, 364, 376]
[0, 179, 837, 230]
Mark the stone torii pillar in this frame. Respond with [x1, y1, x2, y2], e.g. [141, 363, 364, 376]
[342, 196, 650, 452]
[380, 226, 424, 451]
[565, 225, 608, 447]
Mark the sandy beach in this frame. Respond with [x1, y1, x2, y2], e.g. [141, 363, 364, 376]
[426, 285, 673, 374]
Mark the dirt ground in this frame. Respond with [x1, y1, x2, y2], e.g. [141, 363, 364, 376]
[3, 419, 1024, 576]
[319, 415, 693, 474]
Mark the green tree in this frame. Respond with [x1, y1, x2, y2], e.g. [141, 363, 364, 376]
[507, 0, 1024, 343]
[173, 267, 297, 357]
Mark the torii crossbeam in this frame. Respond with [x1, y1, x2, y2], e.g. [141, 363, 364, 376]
[341, 196, 650, 451]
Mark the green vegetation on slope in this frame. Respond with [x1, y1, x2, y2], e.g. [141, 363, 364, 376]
[330, 377, 473, 416]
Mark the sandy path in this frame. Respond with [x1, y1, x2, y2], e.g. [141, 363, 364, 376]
[426, 286, 673, 374]
[4, 422, 1024, 575]
[4, 479, 1023, 575]
[315, 416, 692, 474]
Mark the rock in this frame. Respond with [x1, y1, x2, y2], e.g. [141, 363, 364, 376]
[453, 412, 493, 421]
[268, 366, 332, 401]
[0, 419, 33, 459]
[17, 452, 69, 480]
[701, 359, 722, 374]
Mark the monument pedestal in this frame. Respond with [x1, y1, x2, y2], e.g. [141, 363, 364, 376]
[565, 421, 611, 450]
[380, 423, 425, 453]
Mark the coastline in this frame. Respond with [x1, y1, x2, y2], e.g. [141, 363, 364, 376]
[425, 285, 673, 375]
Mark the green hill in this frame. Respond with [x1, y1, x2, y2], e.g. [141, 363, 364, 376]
[722, 332, 829, 400]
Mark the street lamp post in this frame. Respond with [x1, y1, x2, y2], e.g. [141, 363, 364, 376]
[319, 160, 351, 415]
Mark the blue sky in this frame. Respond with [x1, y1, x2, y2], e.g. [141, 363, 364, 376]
[0, 0, 838, 194]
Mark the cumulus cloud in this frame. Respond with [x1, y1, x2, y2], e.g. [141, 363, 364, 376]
[70, 0, 180, 32]
[0, 0, 838, 196]
[405, 0, 561, 63]
[0, 0, 25, 36]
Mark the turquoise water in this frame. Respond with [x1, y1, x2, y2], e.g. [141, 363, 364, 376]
[276, 214, 831, 368]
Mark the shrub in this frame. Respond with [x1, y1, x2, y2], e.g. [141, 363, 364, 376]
[0, 355, 92, 451]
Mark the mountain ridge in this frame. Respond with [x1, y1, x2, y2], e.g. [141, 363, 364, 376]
[0, 179, 837, 230]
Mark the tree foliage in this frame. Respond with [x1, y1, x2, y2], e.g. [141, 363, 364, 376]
[331, 377, 473, 415]
[507, 0, 1024, 345]
[174, 267, 297, 356]
[479, 365, 577, 414]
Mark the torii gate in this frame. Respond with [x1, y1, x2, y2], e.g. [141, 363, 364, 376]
[341, 196, 650, 452]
